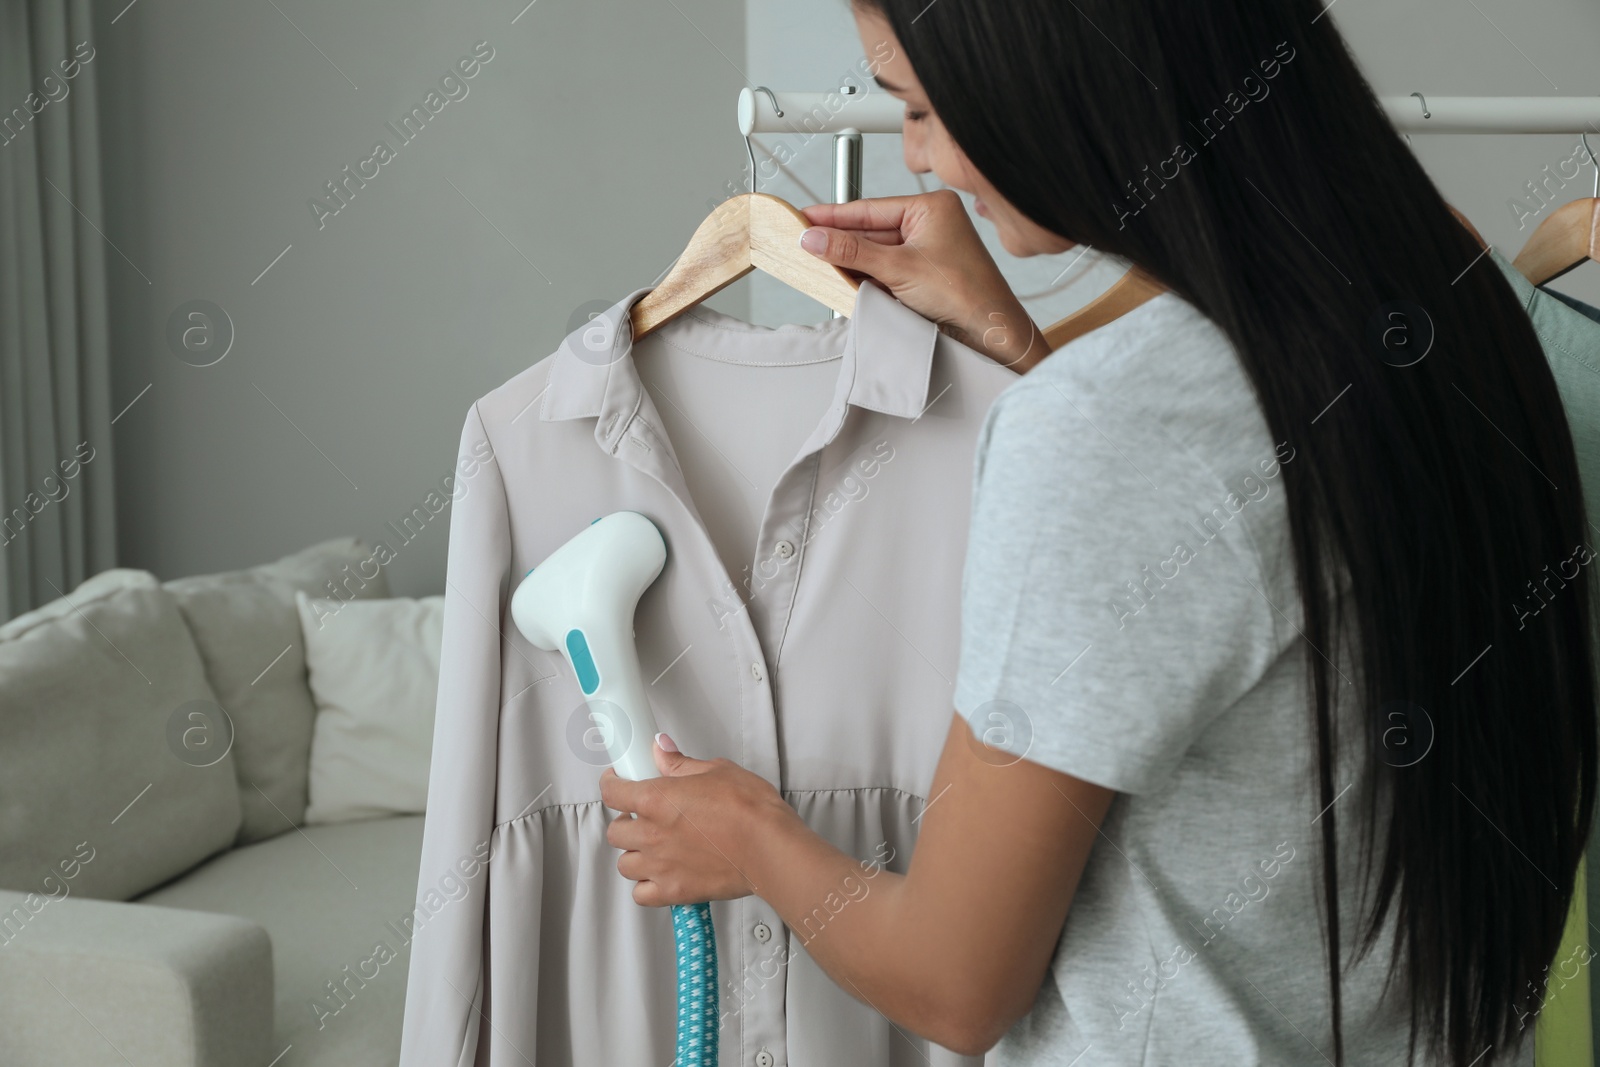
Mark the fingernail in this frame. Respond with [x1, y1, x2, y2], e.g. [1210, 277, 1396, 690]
[799, 228, 827, 254]
[656, 731, 680, 753]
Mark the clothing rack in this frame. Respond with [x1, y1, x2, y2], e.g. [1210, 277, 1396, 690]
[739, 88, 1600, 138]
[738, 88, 1600, 319]
[1378, 96, 1600, 134]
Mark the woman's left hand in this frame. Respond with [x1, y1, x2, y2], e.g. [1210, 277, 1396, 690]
[600, 735, 792, 907]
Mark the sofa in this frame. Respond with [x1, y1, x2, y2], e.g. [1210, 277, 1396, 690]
[0, 538, 425, 1067]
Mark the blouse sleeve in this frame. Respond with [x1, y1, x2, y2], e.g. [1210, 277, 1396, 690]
[399, 400, 510, 1065]
[951, 379, 1284, 795]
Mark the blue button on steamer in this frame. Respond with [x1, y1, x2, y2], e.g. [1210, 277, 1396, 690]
[565, 628, 601, 694]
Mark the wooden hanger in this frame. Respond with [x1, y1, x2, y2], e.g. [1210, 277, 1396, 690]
[1448, 203, 1488, 250]
[630, 193, 860, 341]
[1513, 133, 1599, 286]
[1514, 197, 1600, 286]
[1041, 264, 1166, 350]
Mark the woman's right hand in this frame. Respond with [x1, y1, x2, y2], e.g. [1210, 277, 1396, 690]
[799, 189, 1047, 372]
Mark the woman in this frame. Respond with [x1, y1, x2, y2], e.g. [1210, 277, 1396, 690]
[601, 1, 1598, 1063]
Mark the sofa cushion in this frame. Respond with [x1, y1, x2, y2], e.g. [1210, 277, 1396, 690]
[137, 814, 426, 1067]
[0, 888, 274, 1067]
[0, 569, 241, 901]
[165, 538, 392, 844]
[0, 568, 157, 640]
[297, 592, 444, 824]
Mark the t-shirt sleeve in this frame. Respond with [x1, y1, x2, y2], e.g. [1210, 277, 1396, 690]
[952, 378, 1283, 795]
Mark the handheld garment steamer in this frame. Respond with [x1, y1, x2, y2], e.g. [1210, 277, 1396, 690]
[509, 511, 719, 1065]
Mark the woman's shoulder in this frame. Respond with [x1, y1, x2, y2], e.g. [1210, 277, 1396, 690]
[1024, 291, 1251, 424]
[977, 291, 1297, 600]
[955, 292, 1303, 796]
[995, 291, 1282, 487]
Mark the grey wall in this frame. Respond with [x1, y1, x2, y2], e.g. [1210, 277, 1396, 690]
[96, 0, 750, 595]
[98, 0, 1600, 594]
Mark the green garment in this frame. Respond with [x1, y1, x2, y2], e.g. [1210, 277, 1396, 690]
[1491, 246, 1600, 1067]
[1491, 250, 1600, 539]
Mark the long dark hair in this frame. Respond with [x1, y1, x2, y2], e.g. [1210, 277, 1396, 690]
[854, 0, 1598, 1062]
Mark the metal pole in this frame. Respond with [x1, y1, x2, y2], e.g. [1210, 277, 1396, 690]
[739, 88, 1600, 136]
[827, 84, 865, 319]
[1381, 95, 1600, 133]
[833, 130, 863, 204]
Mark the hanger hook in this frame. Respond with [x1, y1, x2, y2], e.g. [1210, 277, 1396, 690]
[1410, 91, 1430, 121]
[1583, 131, 1598, 199]
[745, 87, 784, 195]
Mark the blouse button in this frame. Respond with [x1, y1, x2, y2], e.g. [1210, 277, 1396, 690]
[774, 539, 795, 559]
[755, 1051, 775, 1067]
[752, 661, 765, 682]
[753, 922, 772, 943]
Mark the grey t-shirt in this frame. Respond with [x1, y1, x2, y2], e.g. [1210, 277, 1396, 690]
[951, 292, 1534, 1066]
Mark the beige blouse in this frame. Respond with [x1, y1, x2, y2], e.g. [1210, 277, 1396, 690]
[398, 280, 1018, 1066]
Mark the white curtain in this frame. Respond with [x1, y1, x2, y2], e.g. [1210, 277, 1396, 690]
[0, 0, 116, 620]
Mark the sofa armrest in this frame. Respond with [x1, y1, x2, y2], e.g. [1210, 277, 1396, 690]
[0, 890, 274, 1067]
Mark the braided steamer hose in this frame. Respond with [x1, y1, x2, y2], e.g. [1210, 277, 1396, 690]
[510, 512, 719, 1065]
[671, 901, 719, 1061]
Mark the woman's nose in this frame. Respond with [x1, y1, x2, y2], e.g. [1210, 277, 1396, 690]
[902, 122, 932, 175]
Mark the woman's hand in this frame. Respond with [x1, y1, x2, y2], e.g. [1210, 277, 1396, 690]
[800, 189, 1046, 371]
[600, 735, 798, 907]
